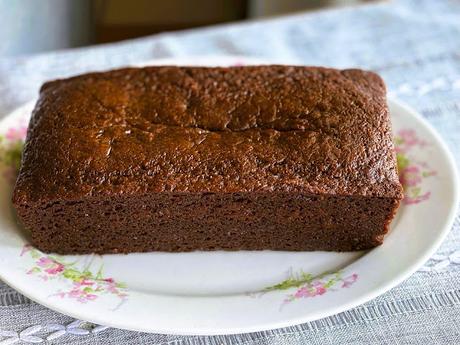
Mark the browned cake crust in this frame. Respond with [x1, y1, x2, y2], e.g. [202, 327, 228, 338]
[12, 65, 403, 254]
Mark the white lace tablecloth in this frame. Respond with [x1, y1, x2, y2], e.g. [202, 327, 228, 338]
[1, 0, 460, 343]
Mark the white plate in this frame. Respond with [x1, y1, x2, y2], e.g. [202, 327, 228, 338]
[0, 56, 458, 335]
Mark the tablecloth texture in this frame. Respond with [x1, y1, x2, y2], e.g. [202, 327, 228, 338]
[1, 0, 459, 343]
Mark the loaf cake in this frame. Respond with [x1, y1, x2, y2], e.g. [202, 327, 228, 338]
[12, 65, 403, 254]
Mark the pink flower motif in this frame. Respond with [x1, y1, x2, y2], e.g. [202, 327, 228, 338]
[400, 165, 422, 187]
[104, 278, 114, 284]
[69, 288, 83, 299]
[71, 289, 98, 303]
[342, 273, 358, 288]
[44, 264, 64, 275]
[294, 286, 312, 298]
[37, 257, 54, 267]
[294, 282, 327, 299]
[85, 294, 98, 301]
[36, 257, 65, 275]
[393, 129, 436, 206]
[404, 192, 431, 205]
[396, 129, 429, 152]
[59, 287, 104, 303]
[311, 281, 327, 296]
[397, 129, 418, 147]
[78, 279, 94, 286]
[5, 126, 27, 141]
[107, 285, 119, 294]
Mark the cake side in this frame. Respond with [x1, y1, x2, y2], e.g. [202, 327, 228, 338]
[15, 192, 400, 254]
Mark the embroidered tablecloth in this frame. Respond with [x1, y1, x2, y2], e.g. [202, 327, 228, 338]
[0, 0, 459, 343]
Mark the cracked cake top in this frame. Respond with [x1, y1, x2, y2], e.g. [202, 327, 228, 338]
[13, 66, 402, 205]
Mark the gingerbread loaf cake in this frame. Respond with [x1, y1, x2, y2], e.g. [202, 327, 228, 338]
[12, 65, 403, 254]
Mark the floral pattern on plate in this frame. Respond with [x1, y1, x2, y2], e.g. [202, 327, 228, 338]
[257, 270, 358, 307]
[394, 129, 436, 204]
[21, 245, 128, 309]
[0, 124, 26, 182]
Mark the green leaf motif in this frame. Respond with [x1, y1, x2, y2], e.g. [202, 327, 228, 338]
[393, 137, 404, 145]
[411, 186, 421, 197]
[422, 171, 435, 177]
[30, 250, 41, 260]
[116, 282, 127, 289]
[0, 139, 23, 168]
[7, 141, 23, 170]
[396, 153, 410, 171]
[264, 271, 333, 292]
[264, 277, 299, 291]
[82, 269, 95, 279]
[62, 268, 85, 282]
[323, 277, 338, 289]
[96, 266, 104, 280]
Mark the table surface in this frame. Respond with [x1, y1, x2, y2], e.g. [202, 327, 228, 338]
[0, 0, 460, 344]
